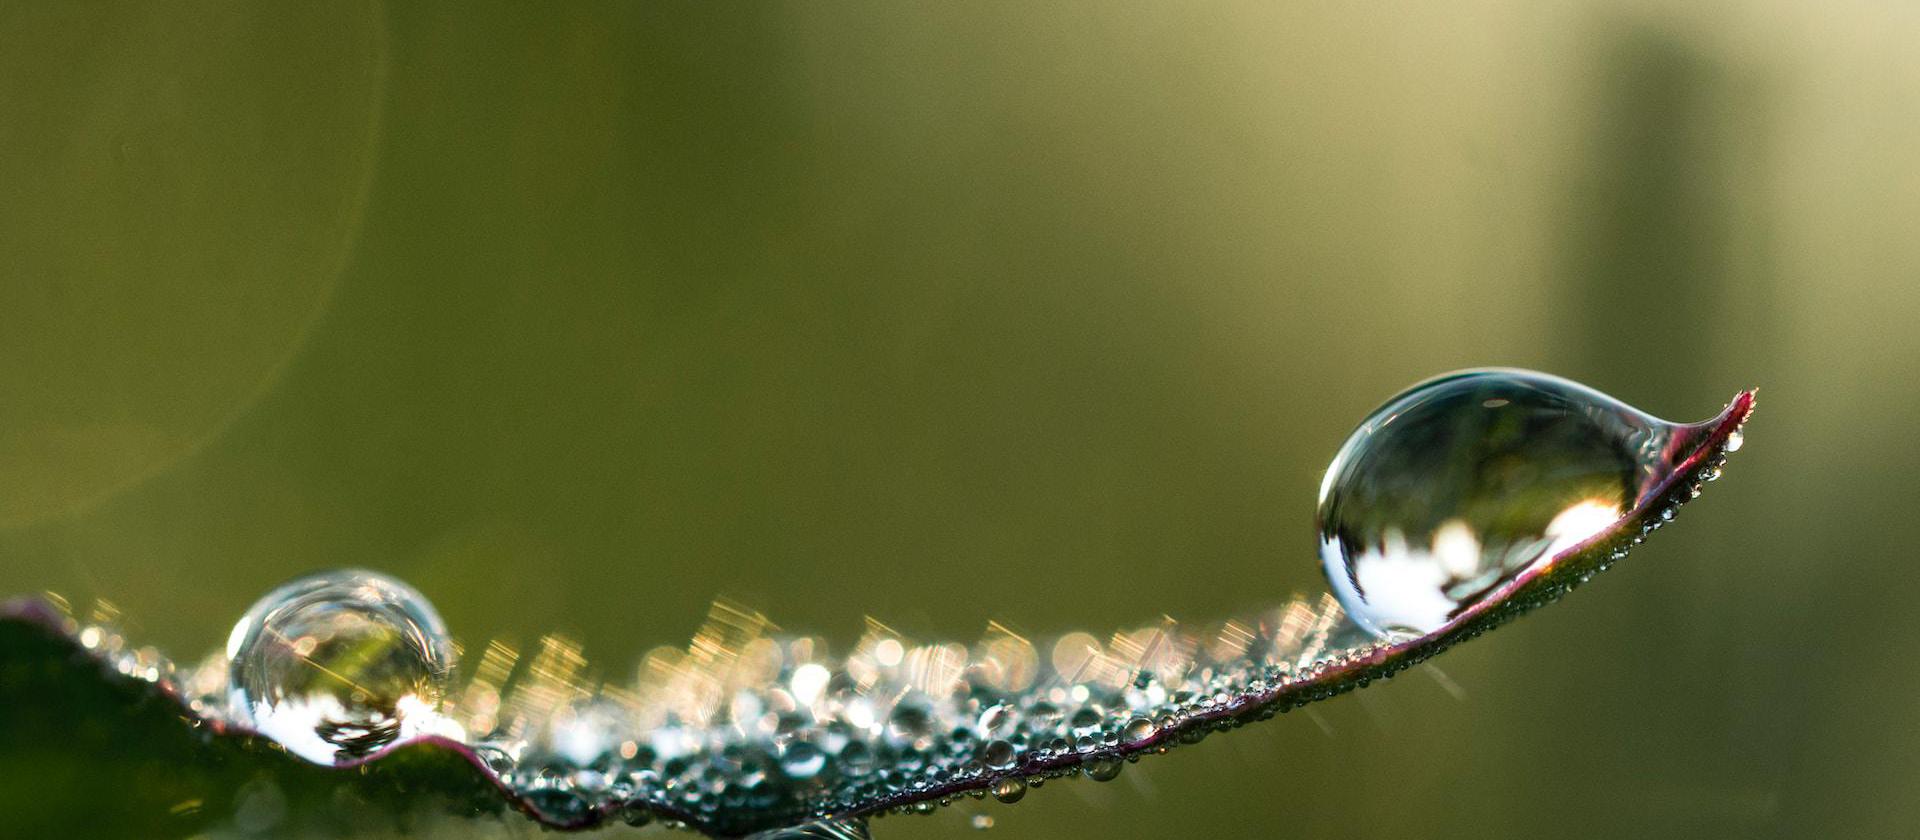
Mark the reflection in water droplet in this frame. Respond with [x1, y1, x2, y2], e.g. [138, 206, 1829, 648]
[1318, 369, 1730, 640]
[225, 569, 457, 763]
[982, 739, 1018, 770]
[1083, 755, 1124, 781]
[990, 776, 1028, 803]
[779, 742, 828, 780]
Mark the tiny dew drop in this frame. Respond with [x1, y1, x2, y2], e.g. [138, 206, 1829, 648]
[1318, 369, 1738, 640]
[225, 569, 457, 763]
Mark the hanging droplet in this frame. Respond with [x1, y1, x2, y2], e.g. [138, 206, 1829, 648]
[1082, 755, 1124, 781]
[989, 776, 1028, 804]
[1318, 369, 1742, 640]
[225, 569, 457, 763]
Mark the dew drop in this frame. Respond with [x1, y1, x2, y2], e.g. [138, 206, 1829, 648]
[1318, 370, 1739, 640]
[981, 739, 1019, 771]
[779, 741, 829, 780]
[1121, 716, 1156, 745]
[977, 703, 1016, 739]
[990, 776, 1028, 804]
[225, 569, 456, 764]
[1082, 756, 1124, 782]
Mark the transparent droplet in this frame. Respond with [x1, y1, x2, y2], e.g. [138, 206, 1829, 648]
[1082, 756, 1124, 782]
[990, 776, 1028, 804]
[981, 739, 1019, 771]
[778, 742, 828, 780]
[977, 704, 1016, 739]
[225, 569, 457, 763]
[1318, 369, 1738, 640]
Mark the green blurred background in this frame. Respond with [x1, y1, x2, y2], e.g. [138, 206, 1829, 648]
[2, 2, 1915, 838]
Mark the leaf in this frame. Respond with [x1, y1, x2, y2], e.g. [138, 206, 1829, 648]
[0, 389, 1752, 837]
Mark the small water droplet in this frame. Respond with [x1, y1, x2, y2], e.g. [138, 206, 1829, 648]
[981, 739, 1018, 771]
[225, 569, 456, 764]
[971, 813, 995, 830]
[990, 776, 1027, 804]
[1726, 429, 1744, 452]
[1121, 717, 1155, 745]
[1318, 370, 1739, 639]
[1082, 756, 1124, 782]
[977, 703, 1016, 739]
[779, 742, 828, 780]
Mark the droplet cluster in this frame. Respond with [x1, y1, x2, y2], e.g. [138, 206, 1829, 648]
[439, 592, 1387, 834]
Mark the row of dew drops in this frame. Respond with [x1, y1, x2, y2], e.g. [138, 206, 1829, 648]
[44, 583, 1392, 835]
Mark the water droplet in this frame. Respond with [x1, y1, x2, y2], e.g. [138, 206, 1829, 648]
[1121, 717, 1156, 745]
[1318, 370, 1738, 639]
[990, 776, 1028, 804]
[1726, 429, 1744, 452]
[971, 813, 996, 830]
[1067, 706, 1104, 737]
[779, 742, 828, 780]
[981, 739, 1019, 771]
[977, 703, 1017, 739]
[1082, 756, 1124, 782]
[225, 569, 456, 764]
[886, 702, 935, 750]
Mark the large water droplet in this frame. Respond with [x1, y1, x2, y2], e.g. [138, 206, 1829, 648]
[1318, 369, 1734, 640]
[225, 569, 457, 763]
